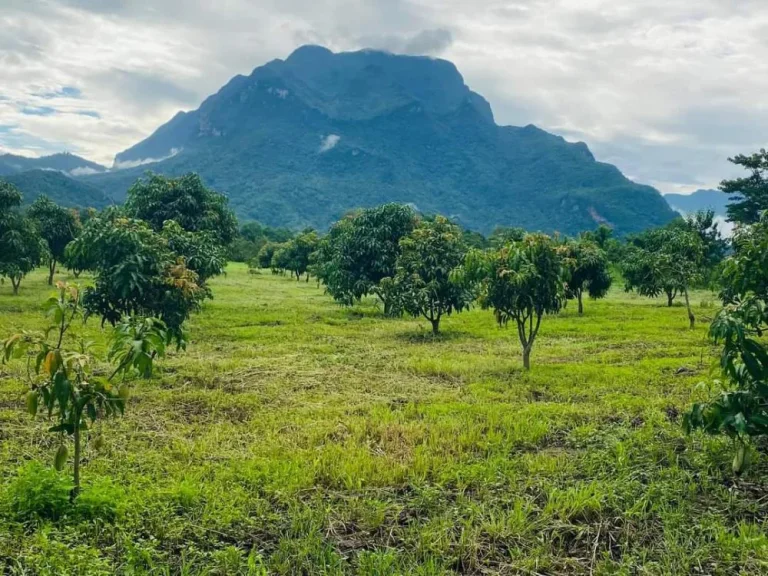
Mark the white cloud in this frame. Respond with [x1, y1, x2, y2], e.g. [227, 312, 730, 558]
[318, 134, 340, 153]
[112, 147, 181, 170]
[69, 166, 100, 176]
[1, 0, 767, 191]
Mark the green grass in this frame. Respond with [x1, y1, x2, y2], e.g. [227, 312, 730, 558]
[1, 264, 766, 575]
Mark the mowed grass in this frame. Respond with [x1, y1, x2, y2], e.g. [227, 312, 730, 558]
[1, 264, 767, 575]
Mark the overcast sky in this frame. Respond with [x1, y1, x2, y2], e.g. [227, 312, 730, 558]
[1, 0, 766, 194]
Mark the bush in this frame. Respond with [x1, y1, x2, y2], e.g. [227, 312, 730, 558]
[6, 462, 73, 521]
[75, 478, 126, 522]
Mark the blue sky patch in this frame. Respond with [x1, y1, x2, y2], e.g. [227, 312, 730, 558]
[77, 110, 101, 119]
[36, 86, 82, 99]
[21, 106, 57, 116]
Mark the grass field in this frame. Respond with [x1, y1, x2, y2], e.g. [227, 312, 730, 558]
[1, 264, 767, 575]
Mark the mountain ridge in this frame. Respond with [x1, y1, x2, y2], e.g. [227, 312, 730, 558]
[84, 45, 677, 234]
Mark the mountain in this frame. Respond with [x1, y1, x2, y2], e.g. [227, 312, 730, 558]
[5, 170, 112, 209]
[664, 189, 732, 218]
[0, 152, 107, 177]
[84, 45, 677, 235]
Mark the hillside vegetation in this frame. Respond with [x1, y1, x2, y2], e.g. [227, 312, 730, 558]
[81, 46, 676, 236]
[1, 265, 767, 574]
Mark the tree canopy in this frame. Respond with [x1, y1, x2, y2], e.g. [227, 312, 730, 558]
[389, 216, 473, 334]
[314, 204, 417, 313]
[124, 173, 238, 245]
[464, 233, 565, 369]
[562, 238, 612, 315]
[720, 150, 768, 224]
[0, 181, 46, 294]
[27, 195, 82, 285]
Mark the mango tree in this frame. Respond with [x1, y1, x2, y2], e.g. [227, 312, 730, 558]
[68, 211, 208, 347]
[684, 212, 768, 472]
[623, 227, 704, 328]
[0, 181, 46, 294]
[562, 238, 612, 315]
[391, 216, 473, 334]
[464, 233, 565, 370]
[314, 204, 416, 314]
[27, 196, 82, 285]
[2, 283, 166, 497]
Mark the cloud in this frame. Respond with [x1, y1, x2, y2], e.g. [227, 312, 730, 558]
[21, 106, 56, 116]
[0, 0, 767, 191]
[69, 166, 101, 176]
[112, 147, 181, 170]
[318, 134, 340, 153]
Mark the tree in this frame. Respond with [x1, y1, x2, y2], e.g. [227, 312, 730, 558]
[463, 234, 565, 370]
[2, 283, 167, 498]
[0, 181, 46, 295]
[314, 204, 416, 313]
[124, 173, 238, 245]
[256, 242, 280, 270]
[27, 196, 82, 285]
[562, 238, 612, 315]
[283, 229, 320, 281]
[580, 224, 614, 250]
[68, 212, 208, 346]
[623, 227, 704, 328]
[719, 150, 768, 224]
[390, 216, 473, 334]
[684, 212, 768, 473]
[161, 220, 226, 285]
[489, 226, 526, 248]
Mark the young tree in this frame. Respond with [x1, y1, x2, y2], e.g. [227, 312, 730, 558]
[463, 234, 565, 370]
[623, 227, 704, 328]
[27, 196, 82, 285]
[719, 150, 768, 224]
[68, 213, 208, 346]
[256, 242, 280, 269]
[0, 181, 46, 294]
[314, 204, 416, 313]
[562, 238, 612, 315]
[124, 173, 238, 244]
[283, 229, 320, 281]
[2, 283, 167, 498]
[391, 216, 473, 334]
[684, 213, 768, 473]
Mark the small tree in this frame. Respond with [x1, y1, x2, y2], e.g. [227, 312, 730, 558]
[623, 227, 704, 328]
[464, 234, 565, 370]
[27, 196, 82, 285]
[562, 238, 612, 315]
[283, 229, 320, 281]
[719, 150, 768, 225]
[257, 242, 280, 270]
[0, 181, 46, 294]
[684, 212, 768, 473]
[314, 204, 416, 313]
[390, 216, 473, 334]
[68, 213, 208, 346]
[2, 284, 167, 497]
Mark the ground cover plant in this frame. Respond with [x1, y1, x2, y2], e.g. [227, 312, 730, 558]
[2, 263, 768, 574]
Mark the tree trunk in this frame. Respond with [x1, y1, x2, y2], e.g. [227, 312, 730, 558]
[577, 290, 584, 315]
[430, 318, 440, 335]
[683, 287, 695, 329]
[11, 277, 20, 295]
[305, 273, 310, 283]
[48, 260, 56, 286]
[666, 290, 674, 307]
[522, 346, 531, 370]
[73, 270, 81, 279]
[71, 423, 81, 500]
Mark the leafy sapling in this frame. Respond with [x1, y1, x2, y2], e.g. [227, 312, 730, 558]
[2, 283, 167, 498]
